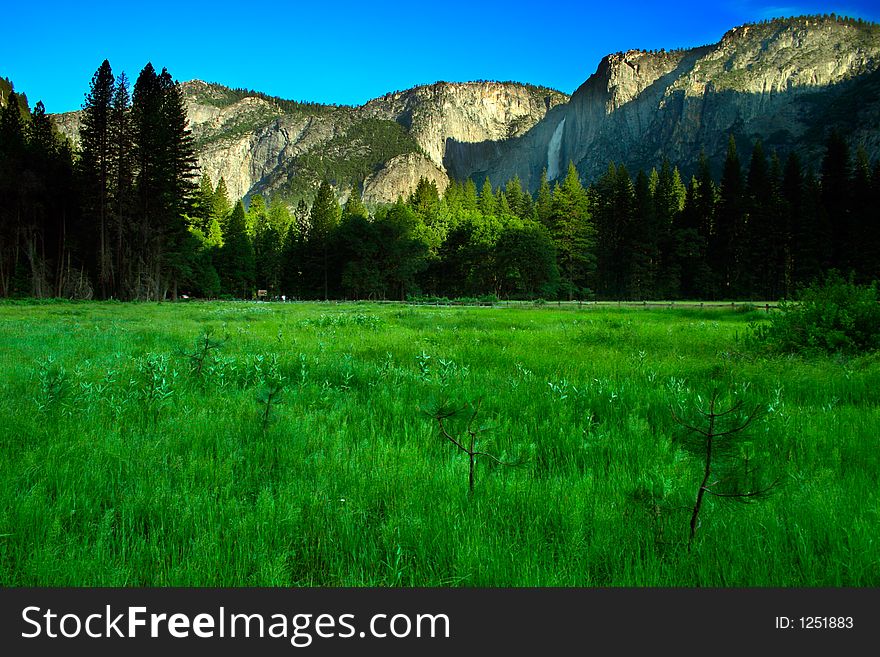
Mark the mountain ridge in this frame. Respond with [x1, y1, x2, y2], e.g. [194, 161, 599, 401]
[43, 14, 880, 203]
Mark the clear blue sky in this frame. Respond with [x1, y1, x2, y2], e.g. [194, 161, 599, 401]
[3, 0, 879, 113]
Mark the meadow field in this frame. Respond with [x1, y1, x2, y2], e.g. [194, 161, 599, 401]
[0, 300, 877, 586]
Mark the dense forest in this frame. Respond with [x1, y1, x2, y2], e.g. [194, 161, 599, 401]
[1, 62, 878, 302]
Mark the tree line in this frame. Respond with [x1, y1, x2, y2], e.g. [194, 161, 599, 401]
[0, 61, 878, 301]
[0, 60, 197, 300]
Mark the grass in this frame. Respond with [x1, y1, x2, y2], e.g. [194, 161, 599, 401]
[0, 301, 877, 586]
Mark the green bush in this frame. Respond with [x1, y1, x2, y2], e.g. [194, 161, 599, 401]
[753, 273, 880, 354]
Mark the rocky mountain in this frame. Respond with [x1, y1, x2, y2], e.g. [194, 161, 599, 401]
[460, 15, 880, 188]
[52, 79, 567, 205]
[49, 15, 880, 203]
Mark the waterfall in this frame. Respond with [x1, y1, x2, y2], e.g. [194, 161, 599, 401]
[546, 118, 566, 180]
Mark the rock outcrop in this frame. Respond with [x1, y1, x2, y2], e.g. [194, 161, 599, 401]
[362, 153, 449, 206]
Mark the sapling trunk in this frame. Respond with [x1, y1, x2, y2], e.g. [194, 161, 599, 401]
[426, 398, 516, 497]
[671, 389, 777, 552]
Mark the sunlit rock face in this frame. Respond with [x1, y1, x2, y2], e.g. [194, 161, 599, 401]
[462, 16, 880, 189]
[51, 16, 880, 204]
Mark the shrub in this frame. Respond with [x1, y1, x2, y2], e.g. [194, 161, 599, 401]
[753, 273, 880, 354]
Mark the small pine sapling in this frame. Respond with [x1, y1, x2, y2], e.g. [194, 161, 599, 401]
[184, 329, 225, 378]
[424, 398, 518, 496]
[258, 382, 284, 432]
[671, 389, 781, 551]
[257, 354, 285, 432]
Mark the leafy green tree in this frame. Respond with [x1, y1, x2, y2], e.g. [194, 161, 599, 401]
[495, 223, 559, 298]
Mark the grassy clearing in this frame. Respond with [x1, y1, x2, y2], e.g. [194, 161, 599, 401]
[0, 301, 877, 586]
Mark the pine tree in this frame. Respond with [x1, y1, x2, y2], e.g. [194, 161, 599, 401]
[535, 169, 553, 227]
[409, 177, 440, 215]
[821, 130, 851, 273]
[461, 179, 478, 212]
[79, 60, 115, 298]
[743, 140, 771, 297]
[192, 173, 216, 231]
[714, 136, 745, 297]
[246, 194, 267, 239]
[550, 163, 595, 298]
[130, 63, 198, 299]
[219, 200, 255, 297]
[849, 148, 879, 283]
[308, 180, 341, 299]
[343, 185, 370, 222]
[504, 176, 525, 219]
[0, 91, 27, 296]
[268, 196, 293, 236]
[653, 160, 687, 298]
[627, 170, 658, 299]
[213, 177, 232, 230]
[479, 178, 496, 217]
[109, 73, 133, 297]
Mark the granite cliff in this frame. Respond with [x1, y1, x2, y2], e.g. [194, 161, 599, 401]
[49, 15, 880, 202]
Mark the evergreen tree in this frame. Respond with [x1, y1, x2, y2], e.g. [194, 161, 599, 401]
[219, 200, 255, 297]
[79, 60, 115, 297]
[714, 136, 745, 297]
[461, 179, 478, 212]
[479, 178, 496, 217]
[268, 196, 294, 236]
[409, 177, 440, 215]
[535, 169, 553, 226]
[213, 177, 232, 230]
[849, 147, 876, 282]
[504, 176, 525, 219]
[343, 185, 370, 221]
[550, 163, 595, 298]
[743, 140, 771, 296]
[627, 170, 658, 299]
[0, 91, 27, 296]
[109, 72, 133, 297]
[308, 180, 341, 299]
[246, 194, 267, 238]
[652, 160, 686, 298]
[130, 63, 198, 300]
[192, 173, 216, 231]
[821, 129, 851, 273]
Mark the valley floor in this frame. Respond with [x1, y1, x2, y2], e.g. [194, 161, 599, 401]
[0, 301, 877, 586]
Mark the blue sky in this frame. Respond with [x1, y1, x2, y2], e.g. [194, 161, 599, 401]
[3, 0, 879, 113]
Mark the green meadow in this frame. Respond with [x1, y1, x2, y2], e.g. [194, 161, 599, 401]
[0, 301, 877, 586]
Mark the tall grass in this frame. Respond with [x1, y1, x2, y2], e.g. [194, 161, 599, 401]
[0, 301, 877, 586]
